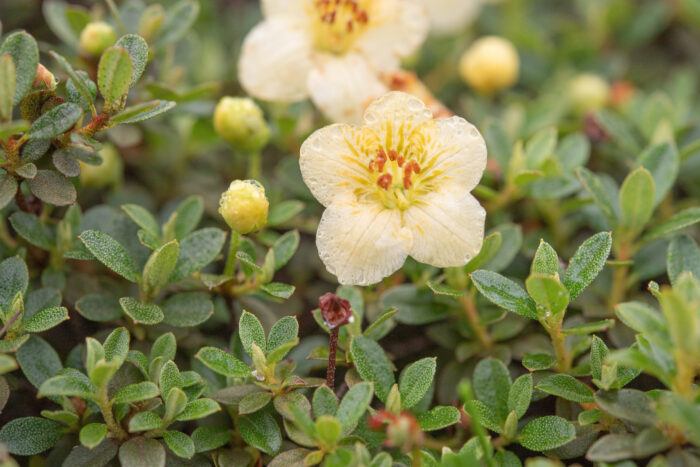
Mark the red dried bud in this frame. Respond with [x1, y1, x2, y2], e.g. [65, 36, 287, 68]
[318, 293, 353, 329]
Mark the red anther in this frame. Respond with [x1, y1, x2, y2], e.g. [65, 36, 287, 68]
[368, 160, 375, 172]
[377, 173, 392, 190]
[329, 10, 336, 23]
[357, 10, 368, 23]
[403, 175, 412, 190]
[406, 161, 421, 174]
[397, 156, 405, 167]
[376, 149, 387, 172]
[388, 149, 398, 161]
[346, 20, 353, 32]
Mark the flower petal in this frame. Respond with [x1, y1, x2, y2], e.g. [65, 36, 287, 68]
[362, 91, 433, 147]
[419, 116, 487, 192]
[238, 19, 314, 102]
[300, 123, 377, 207]
[308, 54, 388, 124]
[417, 0, 483, 35]
[355, 0, 429, 71]
[262, 0, 310, 19]
[404, 187, 485, 268]
[317, 197, 409, 285]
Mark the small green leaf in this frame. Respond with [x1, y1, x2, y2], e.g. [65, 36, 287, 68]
[522, 353, 557, 371]
[399, 358, 436, 409]
[16, 336, 61, 390]
[239, 311, 266, 356]
[473, 358, 511, 420]
[0, 256, 28, 311]
[79, 423, 107, 449]
[38, 374, 95, 399]
[239, 409, 281, 455]
[119, 297, 164, 325]
[238, 391, 273, 415]
[49, 51, 94, 112]
[667, 234, 700, 285]
[75, 294, 123, 322]
[163, 431, 195, 459]
[161, 292, 213, 327]
[0, 417, 63, 456]
[104, 327, 129, 363]
[531, 240, 559, 275]
[143, 240, 179, 294]
[594, 389, 656, 426]
[642, 206, 700, 243]
[518, 416, 576, 452]
[119, 437, 165, 467]
[312, 385, 338, 418]
[267, 316, 299, 353]
[536, 374, 594, 403]
[336, 382, 373, 434]
[618, 167, 655, 241]
[0, 175, 17, 210]
[363, 307, 399, 340]
[426, 281, 466, 297]
[111, 100, 176, 125]
[114, 34, 148, 87]
[22, 306, 69, 333]
[191, 426, 232, 453]
[195, 346, 250, 378]
[97, 46, 133, 105]
[508, 373, 532, 419]
[471, 270, 538, 320]
[267, 200, 305, 226]
[128, 412, 162, 432]
[170, 228, 225, 281]
[27, 103, 82, 139]
[563, 232, 612, 300]
[638, 142, 678, 207]
[316, 415, 342, 447]
[272, 230, 300, 270]
[26, 170, 77, 206]
[155, 0, 200, 47]
[0, 32, 38, 105]
[121, 204, 159, 239]
[576, 168, 619, 227]
[79, 230, 140, 282]
[261, 282, 295, 299]
[526, 274, 569, 315]
[593, 109, 642, 154]
[350, 336, 395, 402]
[417, 406, 461, 431]
[0, 54, 15, 121]
[112, 382, 159, 404]
[562, 319, 615, 336]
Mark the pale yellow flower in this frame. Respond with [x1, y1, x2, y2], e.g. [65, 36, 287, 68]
[300, 92, 487, 285]
[416, 0, 484, 35]
[238, 0, 428, 123]
[459, 36, 519, 94]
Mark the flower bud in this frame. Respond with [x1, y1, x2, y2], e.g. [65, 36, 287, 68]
[459, 36, 519, 94]
[568, 73, 610, 114]
[32, 64, 57, 89]
[79, 143, 123, 188]
[318, 293, 353, 329]
[213, 97, 270, 153]
[218, 180, 269, 234]
[79, 21, 117, 57]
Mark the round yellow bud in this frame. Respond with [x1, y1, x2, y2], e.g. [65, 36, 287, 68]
[79, 143, 123, 188]
[568, 73, 610, 114]
[218, 180, 269, 234]
[459, 36, 519, 94]
[79, 22, 117, 57]
[213, 97, 270, 153]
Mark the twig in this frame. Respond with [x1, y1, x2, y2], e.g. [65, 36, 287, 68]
[327, 327, 339, 390]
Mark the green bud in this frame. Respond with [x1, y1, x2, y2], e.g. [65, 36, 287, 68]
[569, 73, 610, 114]
[503, 410, 519, 441]
[79, 143, 123, 189]
[213, 97, 270, 153]
[138, 5, 166, 42]
[386, 384, 402, 415]
[79, 21, 117, 57]
[218, 180, 269, 234]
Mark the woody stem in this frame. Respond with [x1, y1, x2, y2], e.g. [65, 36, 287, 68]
[327, 327, 339, 390]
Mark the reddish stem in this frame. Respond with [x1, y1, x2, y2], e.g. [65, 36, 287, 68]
[327, 327, 339, 390]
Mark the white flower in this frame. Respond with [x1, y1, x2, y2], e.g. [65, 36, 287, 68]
[416, 0, 484, 35]
[238, 0, 428, 123]
[300, 92, 487, 285]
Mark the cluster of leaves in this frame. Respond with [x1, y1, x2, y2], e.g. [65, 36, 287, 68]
[0, 0, 699, 466]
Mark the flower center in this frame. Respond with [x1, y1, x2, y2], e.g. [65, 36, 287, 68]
[312, 0, 370, 54]
[368, 148, 422, 210]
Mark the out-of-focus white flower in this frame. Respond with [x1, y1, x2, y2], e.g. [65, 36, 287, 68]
[299, 92, 487, 285]
[239, 0, 428, 123]
[416, 0, 484, 35]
